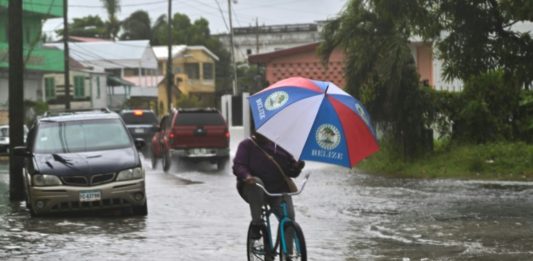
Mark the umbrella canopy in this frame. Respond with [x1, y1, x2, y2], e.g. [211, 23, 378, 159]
[248, 77, 379, 168]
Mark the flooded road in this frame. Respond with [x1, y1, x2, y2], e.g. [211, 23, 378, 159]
[1, 129, 532, 260]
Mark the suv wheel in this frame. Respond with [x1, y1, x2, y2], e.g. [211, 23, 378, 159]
[132, 202, 148, 216]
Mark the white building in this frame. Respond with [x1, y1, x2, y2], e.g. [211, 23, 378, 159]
[45, 40, 160, 109]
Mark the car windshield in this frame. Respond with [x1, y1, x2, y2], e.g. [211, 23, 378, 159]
[121, 111, 158, 125]
[174, 112, 225, 125]
[34, 118, 131, 153]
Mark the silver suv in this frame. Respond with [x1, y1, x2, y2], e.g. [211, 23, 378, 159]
[14, 110, 147, 216]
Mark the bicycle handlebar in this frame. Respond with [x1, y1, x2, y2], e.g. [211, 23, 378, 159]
[254, 172, 311, 197]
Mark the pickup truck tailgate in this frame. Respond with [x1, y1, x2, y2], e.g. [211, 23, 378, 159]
[170, 125, 228, 148]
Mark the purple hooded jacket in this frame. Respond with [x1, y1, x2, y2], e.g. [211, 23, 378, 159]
[232, 136, 304, 193]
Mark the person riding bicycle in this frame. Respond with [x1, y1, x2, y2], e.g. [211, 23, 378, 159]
[233, 132, 305, 239]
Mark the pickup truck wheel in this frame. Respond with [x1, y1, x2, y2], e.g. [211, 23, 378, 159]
[216, 157, 229, 170]
[151, 153, 158, 170]
[150, 147, 158, 169]
[162, 151, 171, 172]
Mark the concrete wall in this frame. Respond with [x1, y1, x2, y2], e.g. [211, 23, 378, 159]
[264, 48, 346, 87]
[0, 71, 43, 107]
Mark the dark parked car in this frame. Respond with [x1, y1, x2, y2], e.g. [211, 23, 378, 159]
[151, 108, 230, 171]
[0, 124, 28, 154]
[119, 109, 158, 156]
[14, 110, 147, 216]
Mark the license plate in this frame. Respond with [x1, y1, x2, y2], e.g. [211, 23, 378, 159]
[193, 148, 208, 154]
[134, 128, 145, 133]
[80, 190, 101, 202]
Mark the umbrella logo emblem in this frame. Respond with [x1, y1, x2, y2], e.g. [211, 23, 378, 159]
[355, 103, 370, 125]
[316, 124, 341, 150]
[264, 91, 289, 111]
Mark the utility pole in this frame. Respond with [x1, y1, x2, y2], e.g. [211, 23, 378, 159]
[166, 0, 173, 113]
[63, 0, 71, 109]
[255, 18, 259, 54]
[228, 0, 237, 95]
[8, 0, 25, 201]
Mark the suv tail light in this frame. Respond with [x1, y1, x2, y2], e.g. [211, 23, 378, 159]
[225, 129, 230, 139]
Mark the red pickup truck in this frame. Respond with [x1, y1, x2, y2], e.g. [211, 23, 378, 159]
[151, 108, 230, 171]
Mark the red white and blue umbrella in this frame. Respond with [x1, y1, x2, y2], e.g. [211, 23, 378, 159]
[248, 77, 379, 168]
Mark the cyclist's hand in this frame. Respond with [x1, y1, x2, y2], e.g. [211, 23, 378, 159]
[244, 176, 256, 185]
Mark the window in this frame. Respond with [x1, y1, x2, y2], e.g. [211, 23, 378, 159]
[185, 63, 200, 79]
[105, 69, 121, 77]
[174, 66, 183, 74]
[74, 76, 85, 98]
[45, 77, 55, 99]
[96, 77, 101, 98]
[203, 63, 214, 80]
[34, 119, 131, 154]
[247, 49, 252, 55]
[124, 68, 139, 76]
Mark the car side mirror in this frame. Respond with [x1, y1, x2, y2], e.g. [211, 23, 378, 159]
[13, 146, 31, 157]
[134, 138, 146, 150]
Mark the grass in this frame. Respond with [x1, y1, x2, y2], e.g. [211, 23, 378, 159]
[356, 142, 533, 181]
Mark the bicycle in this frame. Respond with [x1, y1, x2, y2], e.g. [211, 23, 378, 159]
[246, 172, 310, 261]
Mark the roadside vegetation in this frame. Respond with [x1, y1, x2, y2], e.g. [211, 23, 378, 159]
[320, 0, 533, 180]
[358, 141, 533, 180]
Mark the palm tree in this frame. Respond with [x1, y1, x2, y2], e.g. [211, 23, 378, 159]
[101, 0, 121, 40]
[121, 10, 152, 40]
[319, 0, 435, 158]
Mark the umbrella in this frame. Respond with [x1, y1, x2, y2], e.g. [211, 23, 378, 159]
[248, 76, 379, 168]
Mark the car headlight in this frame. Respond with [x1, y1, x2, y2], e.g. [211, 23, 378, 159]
[33, 174, 62, 186]
[116, 167, 144, 181]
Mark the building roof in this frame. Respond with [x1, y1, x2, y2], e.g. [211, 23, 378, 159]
[152, 45, 187, 60]
[152, 45, 219, 61]
[45, 40, 158, 69]
[248, 42, 320, 64]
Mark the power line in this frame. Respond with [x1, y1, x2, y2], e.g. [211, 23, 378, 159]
[213, 0, 230, 32]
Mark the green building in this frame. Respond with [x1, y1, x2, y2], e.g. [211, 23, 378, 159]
[0, 0, 64, 107]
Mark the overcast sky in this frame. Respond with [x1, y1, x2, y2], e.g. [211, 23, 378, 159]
[43, 0, 348, 37]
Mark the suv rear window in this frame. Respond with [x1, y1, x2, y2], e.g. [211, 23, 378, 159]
[121, 111, 158, 125]
[174, 112, 226, 126]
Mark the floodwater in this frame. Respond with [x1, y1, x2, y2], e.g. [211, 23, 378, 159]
[1, 129, 532, 260]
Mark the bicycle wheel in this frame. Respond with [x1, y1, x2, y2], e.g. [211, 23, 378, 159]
[279, 221, 306, 261]
[247, 222, 273, 261]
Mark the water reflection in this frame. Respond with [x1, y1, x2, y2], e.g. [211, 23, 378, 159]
[0, 178, 147, 260]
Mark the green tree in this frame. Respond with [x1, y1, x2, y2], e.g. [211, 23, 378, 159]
[56, 15, 105, 38]
[120, 10, 152, 40]
[150, 14, 168, 46]
[434, 0, 533, 86]
[101, 0, 121, 40]
[320, 0, 436, 159]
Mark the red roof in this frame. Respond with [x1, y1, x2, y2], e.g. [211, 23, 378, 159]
[248, 42, 320, 64]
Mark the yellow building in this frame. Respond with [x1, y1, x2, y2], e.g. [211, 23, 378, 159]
[153, 45, 219, 115]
